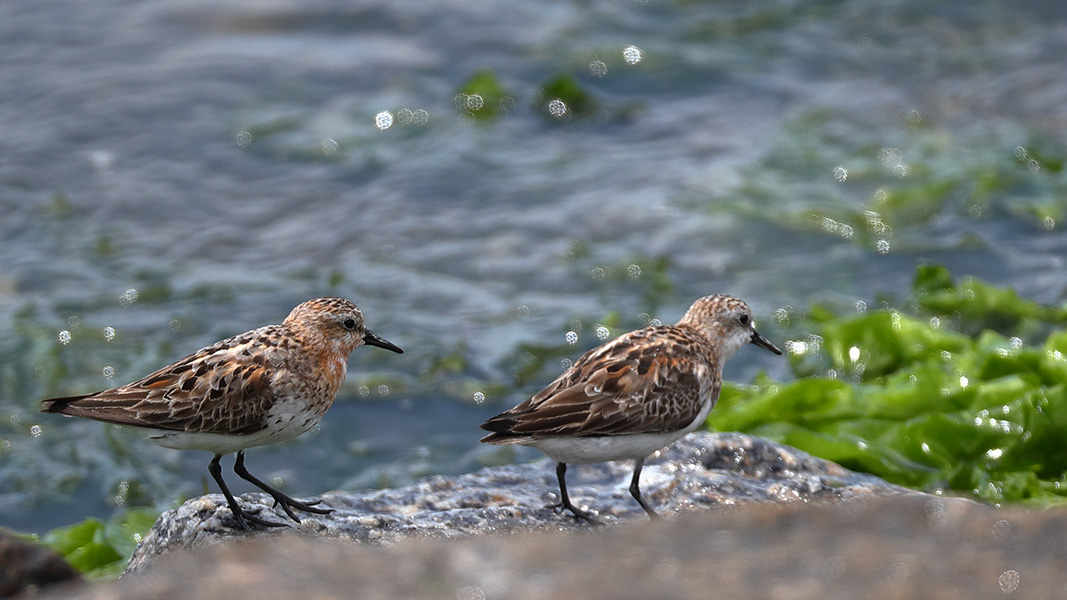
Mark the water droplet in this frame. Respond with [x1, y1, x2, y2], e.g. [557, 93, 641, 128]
[58, 330, 71, 345]
[786, 340, 808, 355]
[876, 239, 891, 254]
[892, 163, 908, 178]
[1027, 159, 1040, 173]
[589, 60, 608, 77]
[1014, 146, 1029, 160]
[877, 148, 902, 164]
[103, 365, 116, 379]
[855, 300, 867, 312]
[396, 108, 413, 124]
[375, 111, 394, 130]
[119, 288, 139, 307]
[649, 318, 662, 326]
[627, 264, 642, 278]
[968, 204, 983, 219]
[1010, 337, 1022, 349]
[1043, 216, 1055, 231]
[358, 385, 370, 398]
[565, 331, 579, 345]
[594, 325, 610, 340]
[774, 308, 790, 325]
[377, 384, 389, 396]
[235, 130, 252, 147]
[590, 266, 606, 281]
[103, 326, 115, 341]
[839, 224, 854, 239]
[623, 45, 642, 64]
[411, 109, 429, 125]
[516, 305, 530, 318]
[560, 358, 573, 369]
[547, 99, 568, 118]
[905, 109, 923, 127]
[998, 569, 1019, 593]
[992, 519, 1012, 541]
[467, 94, 484, 111]
[321, 138, 339, 156]
[169, 319, 182, 332]
[848, 346, 860, 363]
[30, 424, 42, 438]
[473, 391, 485, 404]
[832, 166, 847, 182]
[959, 375, 969, 388]
[929, 317, 941, 328]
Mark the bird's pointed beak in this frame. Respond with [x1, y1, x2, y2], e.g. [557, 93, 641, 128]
[750, 329, 782, 355]
[364, 330, 404, 353]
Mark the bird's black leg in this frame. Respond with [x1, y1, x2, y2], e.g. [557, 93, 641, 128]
[549, 462, 599, 524]
[208, 454, 285, 530]
[629, 457, 659, 519]
[233, 450, 333, 522]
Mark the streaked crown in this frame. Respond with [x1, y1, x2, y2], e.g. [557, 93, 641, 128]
[677, 294, 761, 359]
[284, 297, 368, 356]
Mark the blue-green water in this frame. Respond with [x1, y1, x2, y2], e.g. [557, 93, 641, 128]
[2, 0, 1066, 533]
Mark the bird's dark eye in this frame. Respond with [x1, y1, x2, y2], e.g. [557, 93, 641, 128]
[342, 318, 357, 330]
[739, 314, 750, 326]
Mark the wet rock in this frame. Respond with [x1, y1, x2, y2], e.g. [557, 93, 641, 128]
[49, 494, 1067, 600]
[0, 529, 81, 598]
[126, 433, 930, 573]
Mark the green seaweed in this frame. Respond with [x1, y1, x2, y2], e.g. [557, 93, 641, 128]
[456, 69, 514, 120]
[711, 264, 1067, 505]
[41, 508, 157, 578]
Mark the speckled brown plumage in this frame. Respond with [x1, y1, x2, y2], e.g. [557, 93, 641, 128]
[481, 294, 782, 521]
[42, 297, 403, 530]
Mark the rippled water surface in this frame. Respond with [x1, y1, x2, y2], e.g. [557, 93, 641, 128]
[2, 0, 1066, 532]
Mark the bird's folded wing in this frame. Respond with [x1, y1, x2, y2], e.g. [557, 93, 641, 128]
[42, 329, 279, 435]
[481, 334, 706, 439]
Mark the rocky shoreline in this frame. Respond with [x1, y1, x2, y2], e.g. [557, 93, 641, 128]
[20, 432, 1067, 599]
[124, 432, 924, 573]
[22, 429, 1067, 597]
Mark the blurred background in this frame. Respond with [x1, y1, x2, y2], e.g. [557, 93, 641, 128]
[1, 0, 1065, 535]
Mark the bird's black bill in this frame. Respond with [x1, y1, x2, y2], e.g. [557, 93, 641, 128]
[750, 330, 783, 355]
[364, 330, 404, 353]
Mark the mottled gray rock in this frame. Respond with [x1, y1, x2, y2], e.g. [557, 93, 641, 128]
[54, 495, 1067, 600]
[126, 433, 929, 573]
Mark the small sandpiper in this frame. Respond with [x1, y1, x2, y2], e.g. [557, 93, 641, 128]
[480, 294, 781, 522]
[42, 297, 403, 530]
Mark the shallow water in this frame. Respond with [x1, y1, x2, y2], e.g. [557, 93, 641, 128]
[2, 0, 1066, 533]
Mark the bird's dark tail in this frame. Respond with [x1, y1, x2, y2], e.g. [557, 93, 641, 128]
[41, 394, 94, 414]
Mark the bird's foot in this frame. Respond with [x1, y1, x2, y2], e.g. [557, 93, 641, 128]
[228, 504, 288, 531]
[548, 500, 602, 526]
[268, 493, 334, 521]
